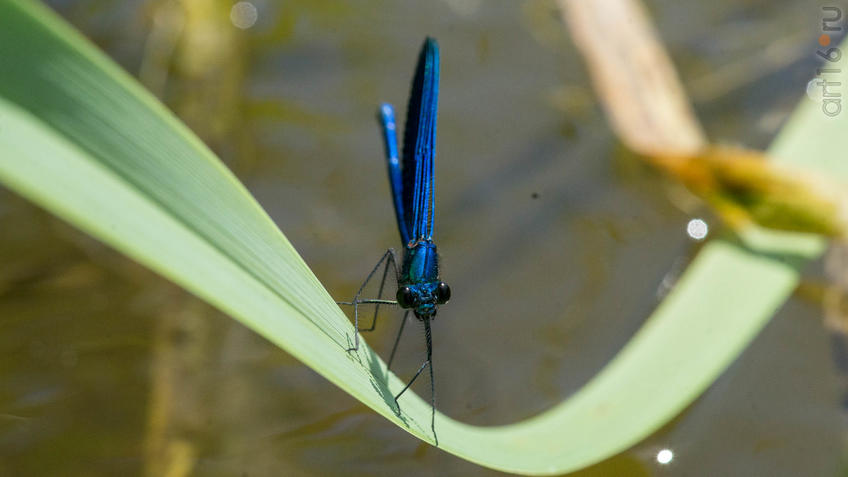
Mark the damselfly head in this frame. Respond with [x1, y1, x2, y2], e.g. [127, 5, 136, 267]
[396, 281, 451, 319]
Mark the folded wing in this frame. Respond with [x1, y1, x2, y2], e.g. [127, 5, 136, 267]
[401, 37, 439, 244]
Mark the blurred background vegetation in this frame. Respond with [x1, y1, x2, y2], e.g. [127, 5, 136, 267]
[1, 0, 845, 475]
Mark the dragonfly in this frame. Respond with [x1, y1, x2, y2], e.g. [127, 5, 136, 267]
[338, 37, 450, 444]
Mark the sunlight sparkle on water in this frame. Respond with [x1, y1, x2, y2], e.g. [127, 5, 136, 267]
[686, 218, 708, 240]
[656, 448, 673, 465]
[807, 78, 823, 102]
[230, 1, 258, 29]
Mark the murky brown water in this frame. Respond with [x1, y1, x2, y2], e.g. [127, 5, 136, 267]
[1, 0, 845, 475]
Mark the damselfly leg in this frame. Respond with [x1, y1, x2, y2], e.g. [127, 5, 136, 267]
[387, 311, 410, 370]
[337, 249, 399, 352]
[338, 254, 437, 443]
[392, 317, 436, 444]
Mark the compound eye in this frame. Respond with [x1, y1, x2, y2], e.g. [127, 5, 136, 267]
[435, 282, 451, 304]
[396, 287, 414, 308]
